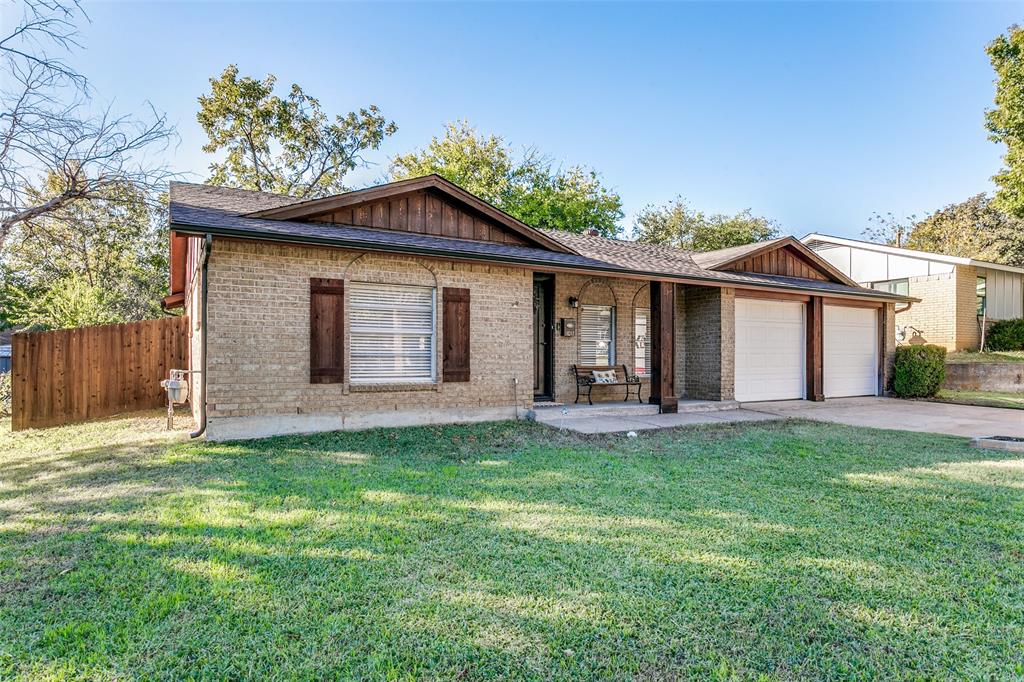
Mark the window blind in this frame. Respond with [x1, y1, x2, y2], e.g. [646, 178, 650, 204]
[634, 308, 650, 376]
[349, 282, 435, 384]
[579, 305, 614, 366]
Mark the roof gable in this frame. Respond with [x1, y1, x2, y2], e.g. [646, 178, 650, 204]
[693, 237, 859, 286]
[802, 233, 1024, 275]
[246, 175, 575, 254]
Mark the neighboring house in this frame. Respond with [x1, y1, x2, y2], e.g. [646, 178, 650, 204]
[0, 329, 13, 374]
[165, 176, 908, 440]
[803, 234, 1024, 351]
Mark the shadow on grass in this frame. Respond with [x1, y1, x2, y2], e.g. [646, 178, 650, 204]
[1, 418, 1022, 679]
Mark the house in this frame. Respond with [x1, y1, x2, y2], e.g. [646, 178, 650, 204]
[165, 176, 910, 440]
[0, 329, 12, 374]
[802, 234, 1024, 351]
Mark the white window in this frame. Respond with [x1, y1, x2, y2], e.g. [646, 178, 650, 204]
[634, 308, 650, 376]
[871, 278, 909, 297]
[349, 282, 435, 384]
[579, 305, 615, 365]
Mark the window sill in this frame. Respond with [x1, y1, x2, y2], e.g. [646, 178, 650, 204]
[349, 382, 438, 393]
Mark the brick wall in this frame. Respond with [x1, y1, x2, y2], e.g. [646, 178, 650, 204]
[899, 272, 957, 350]
[674, 285, 687, 396]
[202, 239, 533, 439]
[954, 265, 981, 351]
[186, 243, 203, 425]
[682, 285, 735, 400]
[897, 265, 980, 351]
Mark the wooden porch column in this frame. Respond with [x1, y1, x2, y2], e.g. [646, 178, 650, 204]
[806, 296, 824, 401]
[649, 280, 678, 413]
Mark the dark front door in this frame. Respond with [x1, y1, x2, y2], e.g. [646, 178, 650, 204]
[533, 276, 553, 399]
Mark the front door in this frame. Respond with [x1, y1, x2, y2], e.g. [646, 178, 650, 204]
[533, 276, 553, 399]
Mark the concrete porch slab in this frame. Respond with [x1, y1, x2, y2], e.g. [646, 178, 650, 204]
[531, 399, 739, 423]
[532, 402, 659, 419]
[537, 408, 781, 434]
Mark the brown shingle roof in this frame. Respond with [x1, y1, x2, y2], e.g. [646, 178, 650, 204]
[168, 182, 911, 302]
[690, 238, 787, 269]
[171, 182, 301, 214]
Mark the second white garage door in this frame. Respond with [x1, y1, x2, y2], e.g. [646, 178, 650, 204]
[824, 305, 879, 398]
[735, 298, 805, 402]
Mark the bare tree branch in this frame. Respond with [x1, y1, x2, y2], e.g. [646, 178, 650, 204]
[0, 0, 178, 255]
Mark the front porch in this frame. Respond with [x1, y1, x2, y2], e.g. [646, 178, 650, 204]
[533, 272, 736, 414]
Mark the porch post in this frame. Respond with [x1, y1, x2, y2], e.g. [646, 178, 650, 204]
[806, 296, 824, 401]
[649, 280, 678, 413]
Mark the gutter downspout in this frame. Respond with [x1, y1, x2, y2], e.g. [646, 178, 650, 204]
[895, 302, 913, 315]
[190, 234, 213, 439]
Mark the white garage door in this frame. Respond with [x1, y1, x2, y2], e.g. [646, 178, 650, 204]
[735, 298, 805, 402]
[824, 305, 878, 398]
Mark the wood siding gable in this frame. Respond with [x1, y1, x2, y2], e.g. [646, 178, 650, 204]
[245, 175, 575, 253]
[310, 189, 531, 247]
[706, 238, 860, 286]
[723, 245, 829, 281]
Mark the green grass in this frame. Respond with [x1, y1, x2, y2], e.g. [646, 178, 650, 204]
[1, 413, 1023, 680]
[947, 350, 1024, 363]
[933, 389, 1024, 410]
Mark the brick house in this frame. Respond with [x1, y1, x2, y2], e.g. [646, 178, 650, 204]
[166, 177, 908, 440]
[803, 234, 1024, 351]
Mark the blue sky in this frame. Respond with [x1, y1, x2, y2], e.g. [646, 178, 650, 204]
[67, 1, 1021, 238]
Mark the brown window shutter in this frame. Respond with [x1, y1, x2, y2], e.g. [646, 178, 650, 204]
[443, 287, 470, 382]
[310, 278, 345, 383]
[169, 231, 188, 295]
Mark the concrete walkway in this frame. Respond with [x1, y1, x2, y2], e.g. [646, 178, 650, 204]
[745, 396, 1024, 439]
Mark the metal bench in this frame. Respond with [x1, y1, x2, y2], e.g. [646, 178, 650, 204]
[571, 364, 643, 405]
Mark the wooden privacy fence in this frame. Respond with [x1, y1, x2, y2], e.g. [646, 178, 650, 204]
[11, 316, 189, 430]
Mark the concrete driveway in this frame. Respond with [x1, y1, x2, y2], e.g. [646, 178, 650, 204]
[745, 396, 1024, 438]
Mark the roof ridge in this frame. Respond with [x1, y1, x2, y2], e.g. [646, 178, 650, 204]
[171, 180, 301, 203]
[539, 228, 697, 256]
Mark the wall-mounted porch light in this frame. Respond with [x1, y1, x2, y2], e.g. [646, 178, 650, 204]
[568, 296, 579, 309]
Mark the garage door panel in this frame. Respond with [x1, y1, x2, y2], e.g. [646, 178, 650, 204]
[824, 306, 878, 398]
[735, 299, 805, 402]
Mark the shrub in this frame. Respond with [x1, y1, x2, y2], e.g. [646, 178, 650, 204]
[985, 318, 1024, 351]
[893, 344, 946, 398]
[0, 372, 10, 418]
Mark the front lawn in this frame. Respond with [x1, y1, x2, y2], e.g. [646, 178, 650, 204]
[934, 389, 1024, 410]
[1, 413, 1022, 679]
[947, 350, 1024, 363]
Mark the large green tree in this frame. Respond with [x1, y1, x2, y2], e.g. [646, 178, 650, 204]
[633, 197, 780, 251]
[389, 121, 623, 237]
[986, 25, 1024, 218]
[197, 65, 398, 198]
[906, 194, 1024, 266]
[0, 174, 167, 329]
